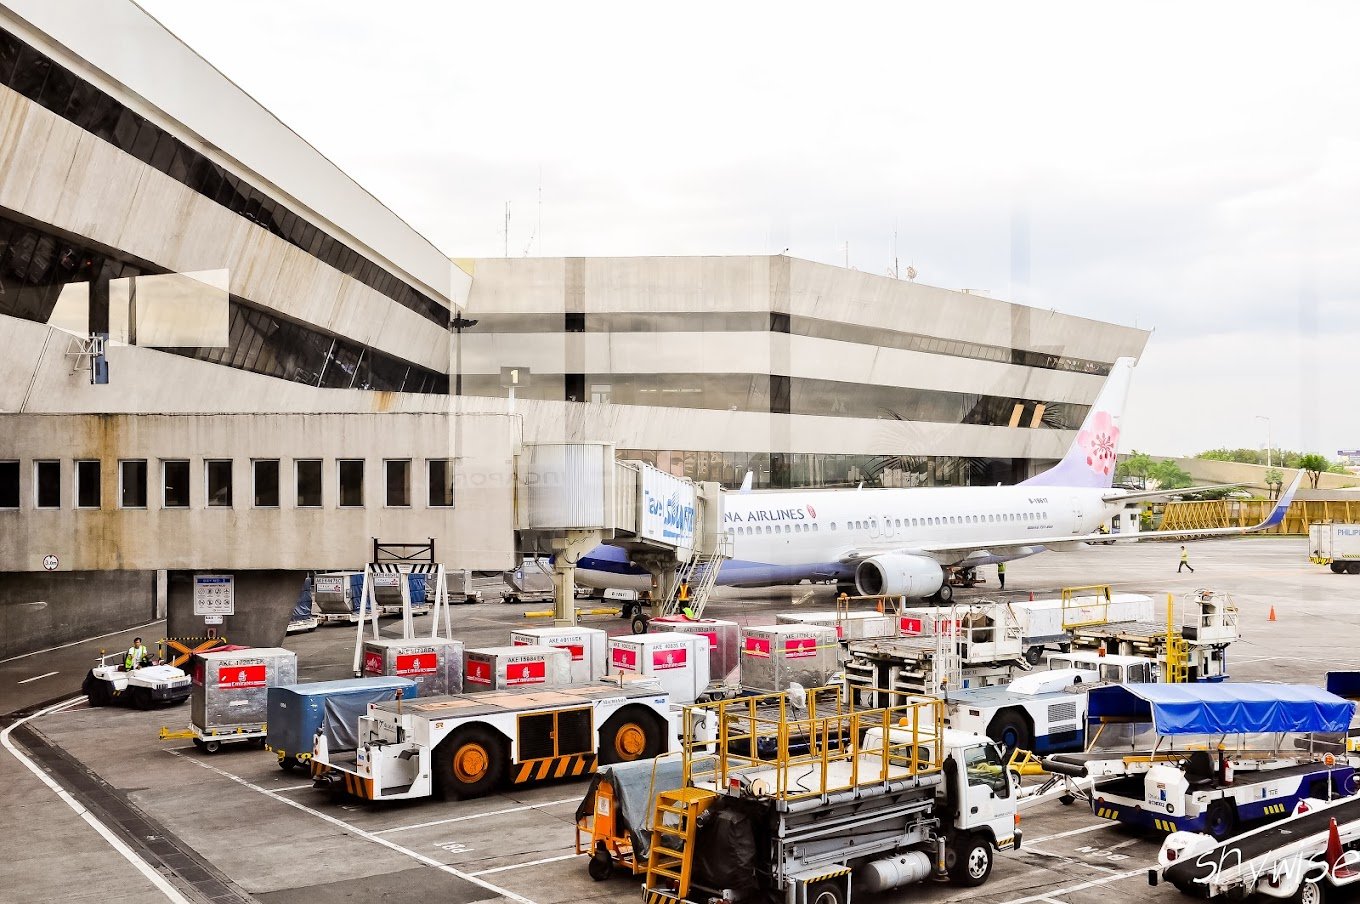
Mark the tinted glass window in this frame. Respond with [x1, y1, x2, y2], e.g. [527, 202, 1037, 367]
[253, 460, 280, 507]
[0, 460, 17, 508]
[385, 460, 410, 507]
[163, 460, 190, 507]
[206, 460, 232, 507]
[35, 460, 60, 508]
[296, 460, 322, 507]
[76, 460, 101, 508]
[120, 460, 147, 507]
[428, 460, 455, 507]
[338, 460, 364, 507]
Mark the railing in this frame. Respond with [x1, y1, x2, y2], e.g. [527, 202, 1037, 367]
[1061, 584, 1114, 630]
[681, 685, 944, 801]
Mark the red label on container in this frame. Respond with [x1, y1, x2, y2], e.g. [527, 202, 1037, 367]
[557, 644, 585, 662]
[784, 638, 817, 659]
[699, 631, 717, 650]
[900, 617, 923, 635]
[363, 650, 384, 675]
[466, 659, 492, 685]
[396, 653, 436, 676]
[612, 646, 638, 671]
[653, 647, 688, 670]
[506, 659, 546, 685]
[218, 664, 266, 689]
[512, 637, 528, 646]
[743, 636, 771, 656]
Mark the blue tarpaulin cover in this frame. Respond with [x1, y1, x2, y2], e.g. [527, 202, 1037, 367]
[1087, 683, 1354, 735]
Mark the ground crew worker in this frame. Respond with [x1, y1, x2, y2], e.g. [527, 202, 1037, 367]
[124, 637, 150, 670]
[678, 581, 690, 604]
[1178, 545, 1195, 574]
[997, 561, 1006, 590]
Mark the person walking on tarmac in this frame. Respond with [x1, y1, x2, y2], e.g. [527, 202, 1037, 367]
[997, 561, 1006, 590]
[124, 637, 151, 670]
[1178, 545, 1195, 574]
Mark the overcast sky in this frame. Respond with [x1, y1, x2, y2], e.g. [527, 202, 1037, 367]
[138, 0, 1360, 461]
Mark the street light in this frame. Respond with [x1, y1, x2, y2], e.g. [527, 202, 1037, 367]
[1255, 415, 1273, 468]
[451, 314, 478, 397]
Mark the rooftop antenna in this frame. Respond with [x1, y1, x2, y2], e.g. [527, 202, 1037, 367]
[891, 222, 899, 279]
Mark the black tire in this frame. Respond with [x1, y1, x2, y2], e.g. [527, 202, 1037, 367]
[280, 756, 300, 772]
[131, 687, 153, 710]
[1348, 562, 1360, 576]
[201, 739, 222, 754]
[1024, 646, 1045, 666]
[947, 832, 993, 887]
[1289, 877, 1326, 904]
[936, 582, 954, 604]
[631, 613, 649, 634]
[588, 843, 614, 881]
[1330, 563, 1346, 574]
[806, 879, 846, 904]
[1172, 878, 1210, 898]
[83, 673, 108, 707]
[1204, 800, 1239, 841]
[598, 709, 664, 765]
[434, 725, 507, 800]
[987, 709, 1033, 760]
[1059, 794, 1076, 806]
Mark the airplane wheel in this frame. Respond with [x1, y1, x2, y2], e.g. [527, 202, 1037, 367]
[936, 583, 954, 604]
[631, 614, 649, 634]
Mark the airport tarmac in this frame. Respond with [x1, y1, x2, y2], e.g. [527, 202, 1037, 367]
[6, 535, 1360, 904]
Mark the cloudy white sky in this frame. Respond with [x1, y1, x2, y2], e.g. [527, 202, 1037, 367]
[139, 0, 1360, 461]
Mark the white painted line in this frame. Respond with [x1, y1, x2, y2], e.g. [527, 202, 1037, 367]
[997, 866, 1151, 904]
[1022, 822, 1110, 845]
[376, 797, 581, 835]
[272, 784, 315, 792]
[469, 852, 578, 876]
[17, 671, 59, 684]
[2, 697, 193, 904]
[0, 620, 165, 663]
[1023, 850, 1123, 875]
[167, 751, 538, 904]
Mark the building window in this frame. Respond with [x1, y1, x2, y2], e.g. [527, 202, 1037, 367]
[35, 460, 60, 509]
[296, 459, 322, 507]
[385, 460, 410, 507]
[76, 460, 101, 508]
[253, 459, 280, 507]
[428, 459, 455, 507]
[163, 460, 190, 508]
[206, 460, 232, 507]
[120, 460, 148, 508]
[0, 460, 17, 508]
[338, 459, 364, 507]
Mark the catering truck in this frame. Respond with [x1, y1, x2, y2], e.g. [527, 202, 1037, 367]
[1311, 523, 1360, 575]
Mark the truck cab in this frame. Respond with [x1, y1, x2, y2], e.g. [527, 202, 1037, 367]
[1046, 651, 1156, 684]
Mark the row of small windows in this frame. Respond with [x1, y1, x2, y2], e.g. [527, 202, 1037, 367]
[0, 27, 446, 325]
[0, 459, 456, 511]
[723, 511, 1050, 537]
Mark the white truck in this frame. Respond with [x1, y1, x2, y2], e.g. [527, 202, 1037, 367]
[1311, 523, 1360, 575]
[83, 650, 191, 709]
[311, 681, 676, 801]
[945, 652, 1156, 758]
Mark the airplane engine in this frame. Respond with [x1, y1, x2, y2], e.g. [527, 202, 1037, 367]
[855, 554, 945, 598]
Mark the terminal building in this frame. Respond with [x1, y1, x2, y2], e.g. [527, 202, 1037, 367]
[0, 0, 1149, 658]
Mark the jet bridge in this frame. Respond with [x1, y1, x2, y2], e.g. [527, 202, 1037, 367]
[515, 443, 725, 626]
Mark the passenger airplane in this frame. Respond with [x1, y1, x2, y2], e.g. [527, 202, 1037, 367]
[574, 357, 1301, 602]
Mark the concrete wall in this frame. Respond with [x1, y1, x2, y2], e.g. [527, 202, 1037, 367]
[165, 570, 299, 651]
[0, 569, 155, 660]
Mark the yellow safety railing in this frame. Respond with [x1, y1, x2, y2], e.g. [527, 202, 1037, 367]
[681, 686, 944, 801]
[1060, 584, 1114, 630]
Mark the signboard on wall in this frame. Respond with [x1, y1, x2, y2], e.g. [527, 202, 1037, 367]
[639, 463, 697, 547]
[193, 574, 234, 616]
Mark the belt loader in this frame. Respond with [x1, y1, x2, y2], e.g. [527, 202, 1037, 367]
[312, 681, 676, 801]
[635, 686, 1020, 904]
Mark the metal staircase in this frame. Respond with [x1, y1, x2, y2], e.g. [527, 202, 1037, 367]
[643, 786, 718, 899]
[658, 538, 730, 619]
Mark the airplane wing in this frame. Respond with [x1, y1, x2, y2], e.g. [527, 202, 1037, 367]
[1102, 483, 1242, 504]
[838, 474, 1303, 565]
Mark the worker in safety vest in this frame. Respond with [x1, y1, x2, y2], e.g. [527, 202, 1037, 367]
[678, 581, 690, 603]
[997, 562, 1006, 590]
[124, 637, 151, 670]
[1178, 545, 1195, 574]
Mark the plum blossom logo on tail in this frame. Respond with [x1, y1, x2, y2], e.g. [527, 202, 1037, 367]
[1079, 411, 1119, 477]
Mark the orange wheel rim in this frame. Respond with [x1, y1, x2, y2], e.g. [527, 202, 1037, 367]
[616, 723, 647, 759]
[454, 743, 489, 781]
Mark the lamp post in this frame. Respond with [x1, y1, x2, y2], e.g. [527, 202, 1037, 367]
[1255, 415, 1273, 468]
[451, 315, 478, 397]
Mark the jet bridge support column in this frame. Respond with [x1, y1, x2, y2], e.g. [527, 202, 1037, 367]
[551, 530, 603, 627]
[632, 551, 680, 619]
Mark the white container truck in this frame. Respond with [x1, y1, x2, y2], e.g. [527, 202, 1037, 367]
[1311, 523, 1360, 575]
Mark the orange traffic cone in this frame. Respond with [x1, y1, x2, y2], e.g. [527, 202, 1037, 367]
[1028, 590, 1035, 602]
[1268, 605, 1277, 622]
[1327, 817, 1355, 878]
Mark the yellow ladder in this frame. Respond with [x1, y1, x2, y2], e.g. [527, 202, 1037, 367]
[643, 787, 718, 900]
[1164, 633, 1190, 683]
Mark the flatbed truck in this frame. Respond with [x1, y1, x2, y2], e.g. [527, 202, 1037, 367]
[311, 681, 675, 801]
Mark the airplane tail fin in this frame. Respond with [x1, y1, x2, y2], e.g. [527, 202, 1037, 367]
[1020, 356, 1137, 489]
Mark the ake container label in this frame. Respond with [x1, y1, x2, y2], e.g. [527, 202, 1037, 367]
[218, 664, 266, 689]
